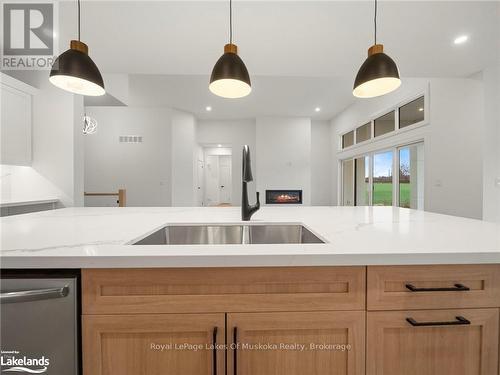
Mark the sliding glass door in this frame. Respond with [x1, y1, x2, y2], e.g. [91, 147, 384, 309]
[373, 151, 393, 206]
[342, 159, 354, 206]
[355, 156, 370, 206]
[341, 142, 424, 209]
[398, 143, 424, 209]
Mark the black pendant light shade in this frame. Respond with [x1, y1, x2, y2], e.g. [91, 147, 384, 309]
[49, 0, 105, 96]
[353, 44, 401, 98]
[353, 0, 401, 98]
[50, 40, 105, 96]
[209, 43, 251, 98]
[209, 0, 251, 98]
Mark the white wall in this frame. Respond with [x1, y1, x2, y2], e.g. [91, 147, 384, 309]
[330, 77, 485, 220]
[256, 117, 311, 205]
[311, 120, 332, 205]
[171, 110, 197, 206]
[428, 79, 483, 219]
[481, 65, 500, 222]
[84, 107, 172, 207]
[32, 75, 84, 207]
[197, 120, 256, 206]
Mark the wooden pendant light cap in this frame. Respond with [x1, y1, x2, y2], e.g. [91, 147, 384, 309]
[368, 44, 384, 56]
[224, 43, 238, 54]
[70, 40, 88, 54]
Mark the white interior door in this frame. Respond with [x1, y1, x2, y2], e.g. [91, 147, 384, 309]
[218, 155, 232, 204]
[196, 159, 204, 206]
[204, 155, 220, 206]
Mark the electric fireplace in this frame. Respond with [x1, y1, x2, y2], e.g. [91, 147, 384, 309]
[265, 190, 303, 204]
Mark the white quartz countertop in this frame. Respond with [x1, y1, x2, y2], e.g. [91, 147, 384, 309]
[1, 206, 499, 268]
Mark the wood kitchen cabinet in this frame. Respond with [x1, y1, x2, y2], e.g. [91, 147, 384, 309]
[81, 266, 500, 375]
[82, 267, 366, 375]
[226, 311, 365, 375]
[366, 308, 499, 375]
[83, 313, 225, 375]
[367, 265, 500, 310]
[82, 267, 365, 314]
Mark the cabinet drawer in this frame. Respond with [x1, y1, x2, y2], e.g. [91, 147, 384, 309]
[82, 267, 365, 314]
[368, 265, 500, 310]
[367, 308, 499, 375]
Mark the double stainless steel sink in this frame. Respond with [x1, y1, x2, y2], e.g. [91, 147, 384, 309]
[132, 224, 325, 245]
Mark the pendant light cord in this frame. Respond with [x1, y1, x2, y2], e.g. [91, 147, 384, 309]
[77, 0, 81, 41]
[229, 0, 233, 44]
[374, 0, 377, 45]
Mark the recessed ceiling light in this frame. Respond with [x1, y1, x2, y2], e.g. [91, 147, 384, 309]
[418, 107, 424, 112]
[454, 35, 469, 45]
[205, 106, 212, 111]
[315, 107, 321, 112]
[217, 144, 222, 148]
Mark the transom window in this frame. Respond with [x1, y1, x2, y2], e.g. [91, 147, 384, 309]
[341, 95, 425, 149]
[342, 131, 354, 148]
[355, 123, 371, 144]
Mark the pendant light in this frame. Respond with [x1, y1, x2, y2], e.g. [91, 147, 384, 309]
[353, 0, 401, 98]
[209, 0, 251, 98]
[49, 0, 105, 96]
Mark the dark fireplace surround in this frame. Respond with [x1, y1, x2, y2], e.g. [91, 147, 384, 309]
[265, 190, 303, 204]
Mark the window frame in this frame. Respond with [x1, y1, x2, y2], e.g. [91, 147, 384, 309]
[395, 142, 425, 209]
[373, 110, 397, 138]
[340, 130, 355, 150]
[341, 158, 356, 206]
[354, 155, 372, 206]
[340, 140, 424, 209]
[398, 96, 426, 130]
[355, 122, 372, 145]
[337, 89, 429, 153]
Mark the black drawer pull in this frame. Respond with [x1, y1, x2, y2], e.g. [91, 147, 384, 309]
[406, 316, 471, 327]
[233, 327, 238, 375]
[212, 327, 217, 375]
[405, 283, 470, 292]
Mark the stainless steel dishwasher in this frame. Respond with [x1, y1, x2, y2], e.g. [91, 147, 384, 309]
[0, 270, 80, 375]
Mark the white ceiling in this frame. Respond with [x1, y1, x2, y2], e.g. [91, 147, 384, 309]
[126, 74, 354, 119]
[65, 1, 499, 118]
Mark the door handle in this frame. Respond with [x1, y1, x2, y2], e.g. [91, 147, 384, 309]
[212, 327, 217, 375]
[406, 316, 471, 327]
[405, 283, 470, 292]
[233, 327, 238, 375]
[0, 286, 69, 304]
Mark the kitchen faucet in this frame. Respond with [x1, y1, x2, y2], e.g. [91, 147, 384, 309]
[241, 145, 260, 221]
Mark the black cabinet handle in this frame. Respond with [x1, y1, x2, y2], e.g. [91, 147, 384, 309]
[406, 316, 471, 327]
[233, 327, 238, 375]
[405, 283, 470, 292]
[212, 327, 217, 375]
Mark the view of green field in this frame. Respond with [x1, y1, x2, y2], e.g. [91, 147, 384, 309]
[372, 182, 410, 207]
